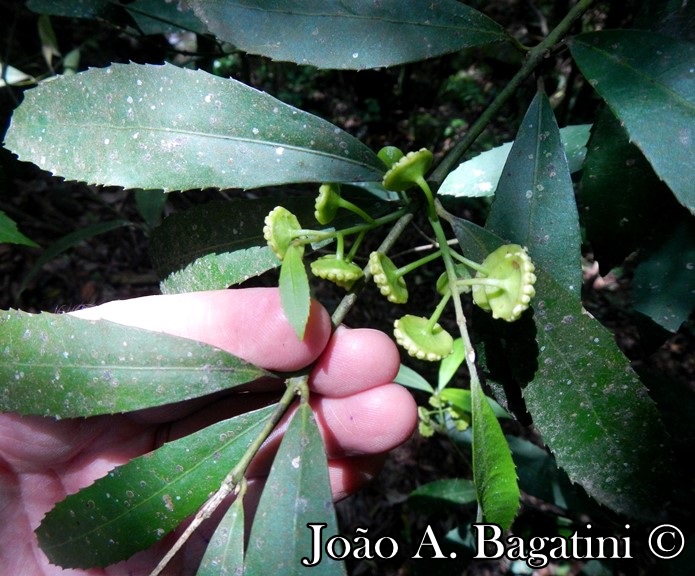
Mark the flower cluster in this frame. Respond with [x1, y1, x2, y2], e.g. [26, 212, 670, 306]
[264, 147, 537, 363]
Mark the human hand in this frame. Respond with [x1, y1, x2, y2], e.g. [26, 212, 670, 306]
[0, 288, 417, 575]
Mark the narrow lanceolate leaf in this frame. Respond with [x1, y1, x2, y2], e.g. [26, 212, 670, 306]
[570, 30, 695, 213]
[190, 0, 508, 70]
[486, 91, 582, 294]
[448, 218, 673, 519]
[37, 404, 276, 568]
[245, 403, 346, 576]
[439, 124, 590, 199]
[279, 244, 311, 340]
[197, 490, 246, 576]
[470, 377, 520, 528]
[408, 478, 477, 511]
[0, 210, 39, 246]
[0, 310, 270, 417]
[160, 248, 280, 294]
[4, 63, 384, 191]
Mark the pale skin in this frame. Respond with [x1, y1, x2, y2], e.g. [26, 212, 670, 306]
[0, 288, 417, 575]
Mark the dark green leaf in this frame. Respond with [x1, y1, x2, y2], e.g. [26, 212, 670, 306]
[0, 210, 39, 247]
[507, 436, 591, 513]
[395, 363, 434, 394]
[439, 124, 590, 198]
[5, 63, 384, 191]
[279, 244, 311, 340]
[126, 0, 209, 35]
[18, 219, 132, 296]
[198, 493, 245, 576]
[580, 107, 679, 271]
[409, 478, 477, 511]
[37, 404, 276, 568]
[26, 0, 112, 19]
[134, 189, 166, 229]
[244, 403, 346, 576]
[0, 310, 271, 417]
[448, 217, 674, 518]
[189, 0, 508, 70]
[633, 217, 695, 332]
[150, 197, 316, 281]
[486, 90, 582, 293]
[569, 30, 695, 213]
[438, 338, 465, 390]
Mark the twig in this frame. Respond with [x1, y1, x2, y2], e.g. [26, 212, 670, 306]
[148, 377, 307, 576]
[430, 0, 596, 186]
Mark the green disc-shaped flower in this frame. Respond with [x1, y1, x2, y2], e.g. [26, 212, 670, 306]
[382, 148, 433, 192]
[369, 251, 408, 304]
[310, 255, 364, 290]
[471, 244, 537, 322]
[314, 183, 342, 225]
[263, 206, 304, 260]
[394, 315, 454, 362]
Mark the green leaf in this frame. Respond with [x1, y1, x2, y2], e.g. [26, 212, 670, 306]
[0, 210, 38, 246]
[244, 403, 346, 576]
[470, 377, 519, 529]
[36, 404, 276, 568]
[395, 363, 434, 394]
[569, 30, 695, 213]
[440, 388, 509, 420]
[439, 124, 590, 199]
[26, 0, 112, 19]
[486, 90, 582, 294]
[125, 0, 209, 35]
[189, 0, 508, 70]
[409, 478, 477, 511]
[4, 63, 384, 191]
[150, 197, 317, 282]
[633, 217, 695, 332]
[134, 189, 166, 230]
[438, 337, 465, 390]
[448, 217, 674, 519]
[198, 493, 245, 576]
[279, 244, 311, 340]
[150, 198, 288, 284]
[161, 247, 280, 294]
[580, 107, 679, 271]
[507, 436, 590, 513]
[0, 310, 271, 417]
[18, 219, 131, 297]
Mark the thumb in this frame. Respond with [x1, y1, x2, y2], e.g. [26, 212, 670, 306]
[70, 288, 332, 372]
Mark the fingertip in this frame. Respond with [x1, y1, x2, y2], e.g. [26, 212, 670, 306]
[310, 327, 401, 397]
[314, 383, 418, 456]
[71, 288, 332, 372]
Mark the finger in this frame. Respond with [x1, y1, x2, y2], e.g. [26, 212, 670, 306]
[71, 288, 332, 372]
[310, 326, 401, 397]
[313, 384, 417, 456]
[327, 454, 387, 501]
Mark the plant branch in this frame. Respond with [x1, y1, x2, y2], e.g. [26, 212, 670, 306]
[148, 378, 305, 576]
[429, 0, 596, 185]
